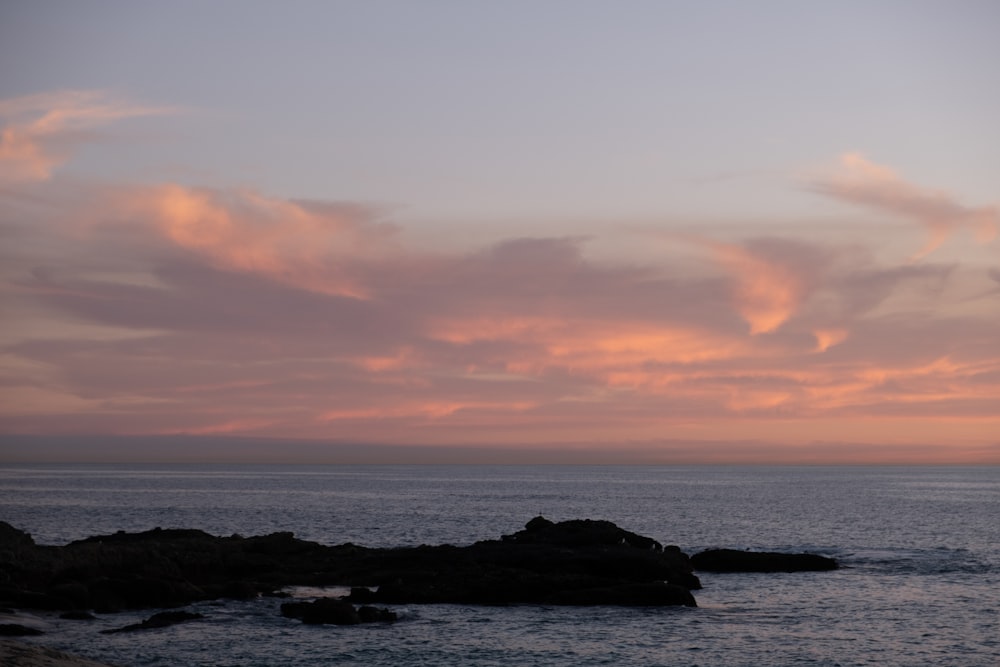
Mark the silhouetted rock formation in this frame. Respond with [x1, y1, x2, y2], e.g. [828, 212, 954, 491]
[691, 548, 839, 572]
[281, 598, 397, 625]
[100, 610, 204, 634]
[0, 517, 700, 611]
[0, 623, 44, 636]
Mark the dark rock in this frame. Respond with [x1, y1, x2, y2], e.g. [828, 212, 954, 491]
[524, 516, 554, 532]
[366, 529, 700, 606]
[220, 580, 258, 600]
[544, 581, 696, 606]
[503, 516, 664, 551]
[47, 582, 90, 608]
[0, 623, 44, 636]
[101, 610, 204, 633]
[59, 610, 97, 620]
[357, 605, 397, 622]
[262, 590, 291, 598]
[1, 518, 700, 611]
[8, 591, 71, 611]
[0, 522, 35, 549]
[347, 586, 377, 603]
[691, 548, 839, 572]
[281, 598, 362, 625]
[281, 598, 397, 625]
[70, 527, 216, 546]
[279, 601, 304, 618]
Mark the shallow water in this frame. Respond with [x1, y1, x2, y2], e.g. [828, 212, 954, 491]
[2, 464, 998, 666]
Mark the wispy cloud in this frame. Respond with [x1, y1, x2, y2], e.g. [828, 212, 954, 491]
[0, 90, 174, 183]
[810, 153, 998, 260]
[705, 239, 819, 334]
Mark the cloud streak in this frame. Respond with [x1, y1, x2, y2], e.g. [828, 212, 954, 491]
[811, 153, 999, 260]
[0, 90, 174, 184]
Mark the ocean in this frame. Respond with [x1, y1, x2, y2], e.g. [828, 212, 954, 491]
[1, 464, 998, 666]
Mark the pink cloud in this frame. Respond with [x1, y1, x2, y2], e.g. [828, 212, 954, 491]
[119, 184, 393, 298]
[705, 239, 814, 334]
[0, 90, 173, 183]
[6, 201, 995, 453]
[811, 153, 999, 260]
[2, 98, 998, 463]
[812, 328, 849, 352]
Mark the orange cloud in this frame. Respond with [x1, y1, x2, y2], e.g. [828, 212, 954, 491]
[813, 328, 849, 352]
[429, 315, 749, 375]
[812, 153, 998, 260]
[356, 347, 421, 372]
[129, 184, 389, 298]
[708, 241, 807, 334]
[0, 90, 173, 183]
[320, 400, 537, 422]
[155, 418, 279, 436]
[797, 355, 1000, 422]
[429, 315, 565, 346]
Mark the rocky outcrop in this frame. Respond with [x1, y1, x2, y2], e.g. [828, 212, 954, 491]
[280, 598, 397, 625]
[691, 548, 839, 572]
[502, 516, 664, 551]
[0, 517, 700, 611]
[341, 517, 700, 606]
[0, 623, 44, 636]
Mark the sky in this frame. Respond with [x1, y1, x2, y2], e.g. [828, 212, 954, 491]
[1, 1, 998, 464]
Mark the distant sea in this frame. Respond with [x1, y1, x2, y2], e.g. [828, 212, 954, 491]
[2, 464, 998, 666]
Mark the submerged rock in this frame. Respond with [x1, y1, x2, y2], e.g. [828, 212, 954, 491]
[357, 605, 397, 623]
[691, 548, 838, 573]
[281, 598, 396, 625]
[100, 610, 204, 634]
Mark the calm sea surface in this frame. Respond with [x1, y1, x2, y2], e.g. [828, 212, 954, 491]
[1, 464, 998, 666]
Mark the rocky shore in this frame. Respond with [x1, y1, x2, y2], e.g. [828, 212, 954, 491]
[0, 517, 707, 612]
[0, 515, 838, 648]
